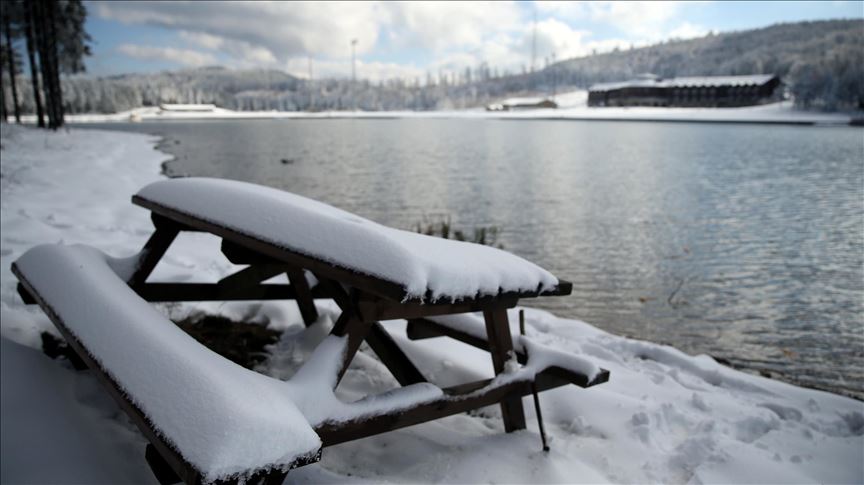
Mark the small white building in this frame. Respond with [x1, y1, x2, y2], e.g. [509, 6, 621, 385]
[158, 104, 217, 113]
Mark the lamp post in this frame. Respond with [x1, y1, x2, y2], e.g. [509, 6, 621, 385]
[351, 38, 358, 111]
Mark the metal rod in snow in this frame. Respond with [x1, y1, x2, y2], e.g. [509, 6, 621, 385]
[520, 309, 550, 452]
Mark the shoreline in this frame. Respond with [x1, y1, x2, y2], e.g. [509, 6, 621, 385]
[15, 99, 859, 127]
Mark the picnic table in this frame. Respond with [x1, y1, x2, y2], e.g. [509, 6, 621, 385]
[13, 178, 609, 484]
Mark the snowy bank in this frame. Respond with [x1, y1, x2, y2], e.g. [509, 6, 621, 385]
[1, 124, 862, 484]
[19, 94, 857, 126]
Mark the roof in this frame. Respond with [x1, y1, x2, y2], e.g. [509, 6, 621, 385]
[589, 74, 777, 92]
[134, 178, 562, 302]
[159, 103, 216, 112]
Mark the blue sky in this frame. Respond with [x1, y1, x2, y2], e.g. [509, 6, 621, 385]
[82, 1, 863, 80]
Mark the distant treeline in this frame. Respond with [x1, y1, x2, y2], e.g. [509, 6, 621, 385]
[7, 18, 864, 114]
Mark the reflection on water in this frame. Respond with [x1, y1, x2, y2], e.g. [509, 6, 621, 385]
[78, 119, 864, 399]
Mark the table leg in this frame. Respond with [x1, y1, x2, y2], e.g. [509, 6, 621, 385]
[483, 307, 526, 432]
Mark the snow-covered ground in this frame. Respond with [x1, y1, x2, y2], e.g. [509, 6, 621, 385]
[1, 124, 862, 484]
[19, 91, 856, 126]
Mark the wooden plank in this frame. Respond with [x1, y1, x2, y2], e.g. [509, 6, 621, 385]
[287, 269, 319, 326]
[483, 307, 526, 432]
[12, 264, 322, 484]
[406, 318, 489, 349]
[217, 264, 291, 289]
[133, 196, 573, 303]
[364, 322, 427, 386]
[134, 283, 334, 302]
[16, 282, 36, 304]
[330, 311, 373, 386]
[316, 369, 577, 447]
[221, 240, 281, 265]
[128, 225, 179, 288]
[355, 293, 519, 322]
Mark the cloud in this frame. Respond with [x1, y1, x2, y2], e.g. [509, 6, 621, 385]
[96, 1, 386, 60]
[97, 1, 706, 80]
[667, 22, 708, 40]
[179, 31, 278, 67]
[384, 2, 523, 52]
[115, 44, 218, 67]
[537, 1, 696, 41]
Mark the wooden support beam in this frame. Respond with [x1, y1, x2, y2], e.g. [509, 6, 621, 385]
[134, 283, 334, 302]
[287, 269, 319, 326]
[129, 225, 180, 288]
[315, 369, 574, 447]
[364, 322, 427, 386]
[356, 294, 519, 322]
[483, 307, 526, 432]
[406, 318, 489, 350]
[221, 240, 281, 265]
[330, 311, 373, 386]
[217, 264, 291, 289]
[16, 282, 36, 304]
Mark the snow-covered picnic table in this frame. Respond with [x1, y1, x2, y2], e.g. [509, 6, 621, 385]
[13, 177, 608, 484]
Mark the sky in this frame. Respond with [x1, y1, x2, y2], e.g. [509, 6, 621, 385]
[84, 1, 863, 81]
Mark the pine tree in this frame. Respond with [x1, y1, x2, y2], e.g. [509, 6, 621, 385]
[0, 46, 7, 122]
[2, 9, 21, 123]
[24, 0, 44, 127]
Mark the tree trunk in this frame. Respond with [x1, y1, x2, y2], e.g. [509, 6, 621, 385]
[25, 2, 44, 128]
[0, 52, 7, 122]
[3, 13, 21, 123]
[35, 0, 58, 129]
[45, 0, 63, 127]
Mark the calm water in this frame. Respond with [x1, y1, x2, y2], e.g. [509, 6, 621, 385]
[77, 119, 864, 399]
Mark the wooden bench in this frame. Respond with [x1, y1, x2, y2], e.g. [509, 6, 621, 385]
[14, 177, 609, 484]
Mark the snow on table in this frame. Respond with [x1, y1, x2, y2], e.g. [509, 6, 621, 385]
[14, 244, 322, 483]
[135, 177, 561, 302]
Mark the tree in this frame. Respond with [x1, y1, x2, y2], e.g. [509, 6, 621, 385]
[2, 8, 21, 123]
[11, 0, 92, 129]
[24, 1, 44, 127]
[0, 44, 6, 121]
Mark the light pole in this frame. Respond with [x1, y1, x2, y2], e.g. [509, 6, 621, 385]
[351, 38, 358, 111]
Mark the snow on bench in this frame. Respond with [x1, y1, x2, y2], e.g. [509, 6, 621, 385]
[13, 244, 322, 483]
[409, 313, 605, 387]
[134, 178, 562, 302]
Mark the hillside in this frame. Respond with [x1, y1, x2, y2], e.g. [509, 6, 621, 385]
[541, 19, 863, 110]
[9, 19, 864, 113]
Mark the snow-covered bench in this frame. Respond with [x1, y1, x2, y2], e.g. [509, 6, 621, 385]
[14, 177, 609, 484]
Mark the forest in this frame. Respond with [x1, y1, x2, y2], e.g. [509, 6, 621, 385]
[3, 18, 862, 114]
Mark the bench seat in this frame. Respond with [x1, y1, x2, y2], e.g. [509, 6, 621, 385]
[12, 244, 322, 484]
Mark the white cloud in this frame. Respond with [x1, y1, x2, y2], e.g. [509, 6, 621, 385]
[667, 22, 708, 40]
[96, 1, 386, 59]
[586, 1, 685, 39]
[97, 1, 710, 80]
[384, 2, 523, 52]
[116, 44, 218, 67]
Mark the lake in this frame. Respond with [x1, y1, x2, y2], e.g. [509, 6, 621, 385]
[76, 119, 864, 399]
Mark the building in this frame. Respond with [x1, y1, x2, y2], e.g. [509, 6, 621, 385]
[158, 104, 217, 113]
[486, 98, 558, 111]
[587, 74, 782, 108]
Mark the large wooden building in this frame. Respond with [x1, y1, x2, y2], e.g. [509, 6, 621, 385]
[587, 74, 782, 108]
